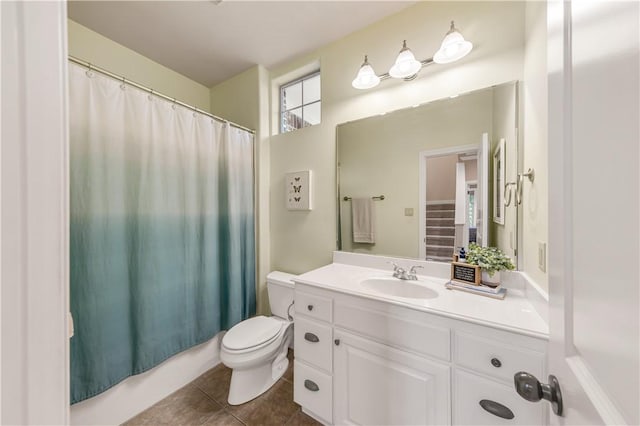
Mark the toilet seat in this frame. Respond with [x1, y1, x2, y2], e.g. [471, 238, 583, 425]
[222, 316, 284, 354]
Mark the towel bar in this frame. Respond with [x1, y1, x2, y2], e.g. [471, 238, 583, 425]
[343, 195, 385, 201]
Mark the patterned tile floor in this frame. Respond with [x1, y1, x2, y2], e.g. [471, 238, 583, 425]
[123, 350, 320, 426]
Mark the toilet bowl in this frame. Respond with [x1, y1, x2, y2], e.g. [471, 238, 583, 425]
[220, 271, 296, 405]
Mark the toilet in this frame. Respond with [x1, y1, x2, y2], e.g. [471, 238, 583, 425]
[220, 271, 296, 405]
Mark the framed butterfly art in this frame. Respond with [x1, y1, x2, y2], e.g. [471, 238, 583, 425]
[285, 170, 312, 210]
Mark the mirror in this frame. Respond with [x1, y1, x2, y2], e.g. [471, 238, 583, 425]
[337, 82, 519, 265]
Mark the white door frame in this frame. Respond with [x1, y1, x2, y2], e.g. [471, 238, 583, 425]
[1, 1, 70, 424]
[418, 144, 478, 260]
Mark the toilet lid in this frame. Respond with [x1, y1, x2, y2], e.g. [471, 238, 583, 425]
[223, 316, 283, 351]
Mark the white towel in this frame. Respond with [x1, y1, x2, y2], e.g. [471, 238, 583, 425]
[351, 198, 375, 244]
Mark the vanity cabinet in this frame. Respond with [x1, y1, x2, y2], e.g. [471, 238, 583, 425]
[333, 330, 450, 425]
[293, 283, 548, 426]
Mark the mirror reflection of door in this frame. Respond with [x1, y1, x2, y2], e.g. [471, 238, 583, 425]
[421, 146, 482, 262]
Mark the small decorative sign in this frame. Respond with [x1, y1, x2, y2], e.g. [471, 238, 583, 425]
[286, 170, 312, 210]
[450, 261, 481, 285]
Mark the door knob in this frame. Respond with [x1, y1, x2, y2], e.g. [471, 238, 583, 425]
[514, 372, 563, 416]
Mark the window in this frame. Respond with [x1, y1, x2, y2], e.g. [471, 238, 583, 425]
[280, 71, 321, 133]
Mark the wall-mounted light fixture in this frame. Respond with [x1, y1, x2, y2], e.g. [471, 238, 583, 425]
[352, 21, 473, 90]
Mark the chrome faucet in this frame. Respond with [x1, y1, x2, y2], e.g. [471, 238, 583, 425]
[407, 265, 424, 280]
[388, 262, 423, 280]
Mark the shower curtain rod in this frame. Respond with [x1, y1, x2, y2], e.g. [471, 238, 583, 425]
[68, 55, 255, 135]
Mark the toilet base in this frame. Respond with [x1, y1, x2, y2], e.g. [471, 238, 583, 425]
[227, 348, 290, 405]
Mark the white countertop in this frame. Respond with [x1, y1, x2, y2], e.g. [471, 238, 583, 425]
[295, 262, 549, 340]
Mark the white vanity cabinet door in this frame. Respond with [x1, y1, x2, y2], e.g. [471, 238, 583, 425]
[453, 369, 546, 425]
[333, 330, 450, 426]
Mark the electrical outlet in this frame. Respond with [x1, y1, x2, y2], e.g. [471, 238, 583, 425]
[404, 208, 414, 217]
[538, 242, 547, 272]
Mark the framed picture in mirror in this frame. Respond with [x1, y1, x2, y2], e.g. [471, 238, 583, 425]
[493, 138, 505, 225]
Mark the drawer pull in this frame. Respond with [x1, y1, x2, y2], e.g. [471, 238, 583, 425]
[479, 399, 514, 420]
[307, 304, 314, 311]
[491, 357, 502, 368]
[304, 332, 319, 343]
[334, 339, 340, 346]
[304, 379, 319, 392]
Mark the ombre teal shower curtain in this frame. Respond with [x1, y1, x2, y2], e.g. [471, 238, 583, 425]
[68, 63, 255, 404]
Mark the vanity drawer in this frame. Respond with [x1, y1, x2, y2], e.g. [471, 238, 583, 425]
[295, 291, 332, 323]
[453, 370, 546, 425]
[294, 360, 332, 424]
[454, 331, 545, 384]
[294, 316, 332, 373]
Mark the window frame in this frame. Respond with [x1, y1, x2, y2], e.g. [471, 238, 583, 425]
[279, 70, 321, 134]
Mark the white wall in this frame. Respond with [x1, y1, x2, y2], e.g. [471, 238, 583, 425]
[427, 155, 458, 202]
[522, 1, 548, 290]
[68, 20, 211, 112]
[268, 1, 526, 275]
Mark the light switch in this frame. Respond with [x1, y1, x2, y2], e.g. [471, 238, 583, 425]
[538, 242, 546, 272]
[404, 208, 414, 217]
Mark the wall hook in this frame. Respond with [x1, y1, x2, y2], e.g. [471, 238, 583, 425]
[520, 168, 535, 183]
[516, 168, 535, 205]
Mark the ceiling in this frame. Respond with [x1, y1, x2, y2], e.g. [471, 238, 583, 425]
[68, 1, 415, 87]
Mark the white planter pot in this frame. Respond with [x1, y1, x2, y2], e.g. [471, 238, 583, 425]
[481, 270, 501, 287]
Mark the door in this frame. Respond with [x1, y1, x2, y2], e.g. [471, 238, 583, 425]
[333, 330, 450, 425]
[546, 1, 639, 424]
[476, 133, 489, 247]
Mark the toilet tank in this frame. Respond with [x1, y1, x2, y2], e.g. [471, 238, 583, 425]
[266, 271, 296, 319]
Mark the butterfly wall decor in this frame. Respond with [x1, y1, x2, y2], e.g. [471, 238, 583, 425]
[285, 170, 313, 210]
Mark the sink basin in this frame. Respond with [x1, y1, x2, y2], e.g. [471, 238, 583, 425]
[360, 277, 438, 299]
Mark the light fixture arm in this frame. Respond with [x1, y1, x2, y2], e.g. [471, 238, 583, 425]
[377, 57, 435, 82]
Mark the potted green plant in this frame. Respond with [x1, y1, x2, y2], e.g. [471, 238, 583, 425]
[466, 243, 515, 286]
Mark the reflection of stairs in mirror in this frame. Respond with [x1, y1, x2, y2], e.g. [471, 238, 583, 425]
[425, 201, 455, 262]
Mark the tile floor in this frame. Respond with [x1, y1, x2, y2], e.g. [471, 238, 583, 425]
[123, 350, 321, 426]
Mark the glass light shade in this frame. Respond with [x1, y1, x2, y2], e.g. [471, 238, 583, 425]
[433, 21, 473, 64]
[352, 56, 380, 90]
[389, 40, 422, 79]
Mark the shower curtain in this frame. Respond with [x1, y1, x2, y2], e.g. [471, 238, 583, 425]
[68, 63, 255, 404]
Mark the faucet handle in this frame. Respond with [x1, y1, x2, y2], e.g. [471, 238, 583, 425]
[387, 261, 400, 271]
[409, 265, 424, 274]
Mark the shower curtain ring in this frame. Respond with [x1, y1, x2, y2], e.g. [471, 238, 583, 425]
[120, 76, 126, 90]
[86, 63, 94, 78]
[148, 89, 154, 101]
[171, 98, 177, 110]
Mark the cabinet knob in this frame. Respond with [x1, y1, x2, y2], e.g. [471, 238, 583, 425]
[491, 357, 502, 368]
[304, 379, 319, 392]
[334, 339, 340, 346]
[307, 304, 314, 311]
